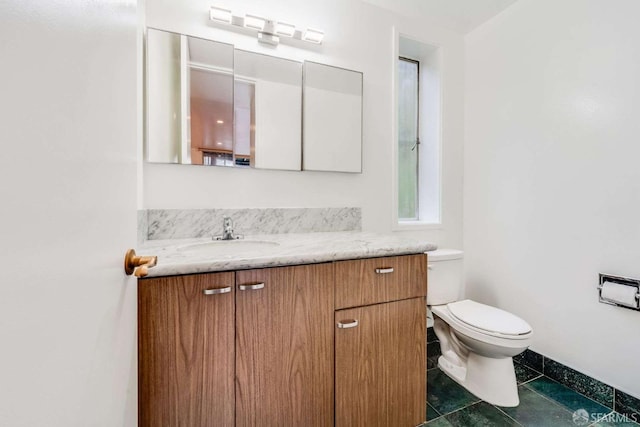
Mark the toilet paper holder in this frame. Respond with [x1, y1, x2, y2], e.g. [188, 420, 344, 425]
[598, 273, 640, 311]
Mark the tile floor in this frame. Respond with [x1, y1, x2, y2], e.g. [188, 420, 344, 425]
[426, 362, 640, 426]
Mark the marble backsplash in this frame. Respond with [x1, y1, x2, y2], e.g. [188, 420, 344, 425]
[139, 207, 362, 241]
[138, 210, 148, 244]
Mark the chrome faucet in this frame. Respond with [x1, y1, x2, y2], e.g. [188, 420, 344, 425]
[214, 216, 243, 240]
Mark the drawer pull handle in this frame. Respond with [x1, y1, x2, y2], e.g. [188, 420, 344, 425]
[375, 267, 394, 274]
[428, 264, 434, 271]
[239, 283, 265, 291]
[203, 287, 231, 295]
[337, 319, 359, 329]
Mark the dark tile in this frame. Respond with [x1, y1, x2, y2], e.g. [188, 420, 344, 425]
[526, 377, 611, 417]
[591, 411, 640, 426]
[513, 349, 544, 373]
[427, 368, 480, 415]
[444, 401, 519, 427]
[427, 326, 439, 344]
[428, 341, 441, 370]
[500, 385, 576, 426]
[426, 417, 454, 426]
[515, 362, 543, 384]
[428, 340, 442, 357]
[428, 356, 439, 370]
[616, 390, 640, 422]
[427, 403, 441, 421]
[544, 358, 614, 408]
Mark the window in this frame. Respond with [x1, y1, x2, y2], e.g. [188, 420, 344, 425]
[396, 36, 441, 226]
[398, 58, 420, 220]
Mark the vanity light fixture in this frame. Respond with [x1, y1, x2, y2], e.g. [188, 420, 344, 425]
[257, 32, 280, 46]
[275, 21, 296, 38]
[244, 14, 266, 31]
[209, 6, 232, 24]
[302, 28, 324, 44]
[209, 5, 324, 46]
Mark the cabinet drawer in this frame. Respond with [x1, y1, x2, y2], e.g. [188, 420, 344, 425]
[335, 254, 427, 309]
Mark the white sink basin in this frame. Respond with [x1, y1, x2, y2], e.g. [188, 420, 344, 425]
[177, 240, 279, 257]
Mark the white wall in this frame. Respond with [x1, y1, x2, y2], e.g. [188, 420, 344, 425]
[465, 0, 640, 397]
[143, 0, 464, 248]
[0, 0, 139, 426]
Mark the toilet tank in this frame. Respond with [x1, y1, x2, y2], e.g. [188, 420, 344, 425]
[426, 249, 464, 306]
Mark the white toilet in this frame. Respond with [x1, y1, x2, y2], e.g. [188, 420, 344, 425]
[427, 249, 533, 407]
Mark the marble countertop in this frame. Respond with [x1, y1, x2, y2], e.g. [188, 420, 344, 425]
[139, 231, 438, 278]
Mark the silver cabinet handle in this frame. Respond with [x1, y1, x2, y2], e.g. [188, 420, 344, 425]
[239, 283, 265, 291]
[337, 319, 359, 329]
[375, 267, 394, 274]
[203, 287, 231, 295]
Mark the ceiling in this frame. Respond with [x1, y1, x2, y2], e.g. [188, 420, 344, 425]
[362, 0, 518, 34]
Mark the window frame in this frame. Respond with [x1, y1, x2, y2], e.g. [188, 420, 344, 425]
[397, 56, 421, 221]
[392, 30, 443, 231]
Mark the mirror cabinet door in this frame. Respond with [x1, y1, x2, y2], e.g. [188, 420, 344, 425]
[146, 28, 234, 166]
[146, 29, 181, 164]
[234, 50, 302, 171]
[187, 37, 235, 166]
[303, 62, 363, 173]
[146, 29, 363, 173]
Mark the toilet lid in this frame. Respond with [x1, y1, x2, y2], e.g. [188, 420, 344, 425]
[448, 300, 532, 336]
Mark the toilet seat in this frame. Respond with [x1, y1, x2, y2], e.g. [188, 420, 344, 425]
[448, 300, 532, 338]
[431, 300, 533, 343]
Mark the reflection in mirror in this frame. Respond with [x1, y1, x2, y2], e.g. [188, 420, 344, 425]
[234, 50, 302, 171]
[146, 28, 234, 166]
[303, 62, 363, 173]
[146, 29, 180, 163]
[189, 38, 234, 166]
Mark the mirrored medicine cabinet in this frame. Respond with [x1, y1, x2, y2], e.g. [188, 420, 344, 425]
[145, 28, 363, 173]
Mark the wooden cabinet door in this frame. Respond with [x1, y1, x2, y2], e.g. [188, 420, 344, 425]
[138, 272, 235, 427]
[236, 264, 334, 427]
[335, 297, 427, 427]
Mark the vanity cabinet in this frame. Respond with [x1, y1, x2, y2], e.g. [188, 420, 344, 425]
[334, 255, 427, 426]
[335, 298, 426, 426]
[138, 265, 333, 427]
[138, 254, 427, 427]
[235, 264, 334, 426]
[138, 272, 235, 426]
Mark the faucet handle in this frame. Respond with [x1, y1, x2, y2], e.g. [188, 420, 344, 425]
[212, 216, 243, 240]
[213, 234, 244, 240]
[223, 216, 233, 227]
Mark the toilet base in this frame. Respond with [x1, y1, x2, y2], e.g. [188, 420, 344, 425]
[438, 353, 519, 407]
